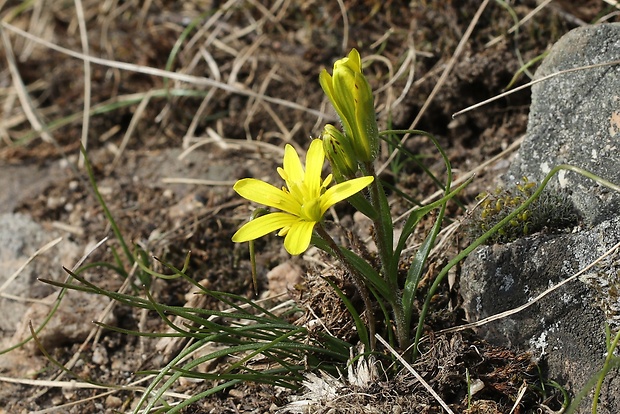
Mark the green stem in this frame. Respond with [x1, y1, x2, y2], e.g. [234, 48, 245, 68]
[593, 330, 620, 413]
[411, 164, 620, 361]
[361, 162, 410, 349]
[363, 161, 394, 284]
[391, 295, 408, 351]
[81, 145, 134, 267]
[316, 224, 376, 351]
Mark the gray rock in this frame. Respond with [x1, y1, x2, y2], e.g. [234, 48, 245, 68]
[0, 213, 79, 332]
[462, 217, 620, 412]
[506, 23, 620, 226]
[462, 25, 620, 413]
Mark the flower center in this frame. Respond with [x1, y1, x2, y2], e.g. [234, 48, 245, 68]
[300, 198, 322, 222]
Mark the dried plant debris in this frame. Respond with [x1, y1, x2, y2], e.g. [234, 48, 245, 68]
[280, 334, 553, 414]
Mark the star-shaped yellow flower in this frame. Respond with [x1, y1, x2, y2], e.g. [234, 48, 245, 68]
[232, 139, 374, 255]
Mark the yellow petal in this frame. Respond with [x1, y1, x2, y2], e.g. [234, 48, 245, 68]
[304, 139, 325, 196]
[232, 212, 298, 242]
[332, 65, 357, 115]
[283, 220, 316, 255]
[323, 173, 333, 188]
[320, 68, 353, 139]
[234, 178, 300, 215]
[343, 48, 362, 72]
[320, 176, 374, 214]
[319, 70, 335, 103]
[283, 144, 304, 184]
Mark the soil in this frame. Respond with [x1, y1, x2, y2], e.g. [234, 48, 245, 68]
[1, 1, 618, 413]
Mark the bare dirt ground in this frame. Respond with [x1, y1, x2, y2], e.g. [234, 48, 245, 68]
[1, 1, 619, 413]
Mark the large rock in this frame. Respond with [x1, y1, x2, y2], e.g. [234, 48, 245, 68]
[462, 24, 620, 413]
[462, 218, 620, 412]
[506, 23, 620, 226]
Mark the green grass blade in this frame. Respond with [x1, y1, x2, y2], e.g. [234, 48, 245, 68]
[322, 276, 369, 349]
[412, 164, 620, 361]
[312, 235, 393, 302]
[80, 146, 143, 285]
[402, 204, 445, 329]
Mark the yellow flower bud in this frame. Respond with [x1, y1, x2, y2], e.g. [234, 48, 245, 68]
[319, 49, 378, 163]
[322, 124, 358, 179]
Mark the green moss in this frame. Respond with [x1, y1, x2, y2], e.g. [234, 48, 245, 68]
[466, 177, 579, 245]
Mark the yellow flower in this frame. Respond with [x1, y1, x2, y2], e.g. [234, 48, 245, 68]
[319, 49, 378, 163]
[232, 139, 374, 255]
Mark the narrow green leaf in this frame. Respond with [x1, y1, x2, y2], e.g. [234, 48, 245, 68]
[346, 192, 377, 219]
[402, 203, 445, 329]
[311, 235, 392, 301]
[342, 248, 393, 302]
[395, 176, 473, 261]
[322, 276, 369, 349]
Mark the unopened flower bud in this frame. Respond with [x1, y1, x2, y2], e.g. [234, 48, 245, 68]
[322, 124, 358, 179]
[319, 48, 379, 163]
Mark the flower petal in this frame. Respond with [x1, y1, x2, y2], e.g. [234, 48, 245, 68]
[320, 176, 374, 214]
[304, 139, 325, 196]
[320, 67, 353, 140]
[332, 68, 358, 132]
[343, 49, 362, 72]
[282, 144, 304, 184]
[319, 70, 335, 104]
[234, 178, 300, 215]
[232, 212, 298, 242]
[283, 220, 316, 255]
